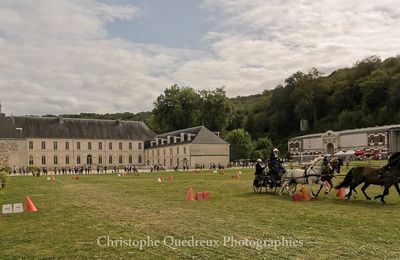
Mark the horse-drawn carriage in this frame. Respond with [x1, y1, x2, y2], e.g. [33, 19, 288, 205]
[252, 170, 282, 193]
[252, 156, 342, 196]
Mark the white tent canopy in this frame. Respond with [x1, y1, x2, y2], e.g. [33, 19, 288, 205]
[335, 150, 355, 156]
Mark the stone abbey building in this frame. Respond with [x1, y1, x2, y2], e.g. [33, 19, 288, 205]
[288, 124, 400, 161]
[0, 111, 230, 171]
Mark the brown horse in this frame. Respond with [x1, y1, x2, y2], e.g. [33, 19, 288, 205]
[314, 157, 342, 197]
[335, 152, 400, 203]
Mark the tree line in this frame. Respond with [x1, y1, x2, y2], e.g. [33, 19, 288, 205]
[53, 55, 400, 161]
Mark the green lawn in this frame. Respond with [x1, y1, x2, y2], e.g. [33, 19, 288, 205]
[1, 168, 399, 259]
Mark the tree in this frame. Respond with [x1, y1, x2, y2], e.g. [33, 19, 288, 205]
[152, 85, 202, 132]
[199, 87, 233, 132]
[224, 129, 253, 161]
[252, 137, 274, 161]
[0, 162, 10, 195]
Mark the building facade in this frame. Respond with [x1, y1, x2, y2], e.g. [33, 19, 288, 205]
[288, 124, 400, 161]
[0, 114, 156, 170]
[144, 126, 230, 169]
[0, 113, 230, 171]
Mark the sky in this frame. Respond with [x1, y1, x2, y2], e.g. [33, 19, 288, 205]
[0, 0, 400, 115]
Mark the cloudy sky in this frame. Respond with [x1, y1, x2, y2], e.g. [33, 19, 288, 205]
[1, 0, 399, 115]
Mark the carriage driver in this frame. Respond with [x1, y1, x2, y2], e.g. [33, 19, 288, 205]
[268, 148, 285, 176]
[255, 159, 265, 176]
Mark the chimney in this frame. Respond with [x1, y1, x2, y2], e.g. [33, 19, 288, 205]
[15, 128, 23, 135]
[180, 133, 185, 142]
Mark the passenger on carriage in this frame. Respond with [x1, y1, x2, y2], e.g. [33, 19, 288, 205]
[268, 148, 285, 177]
[254, 158, 265, 176]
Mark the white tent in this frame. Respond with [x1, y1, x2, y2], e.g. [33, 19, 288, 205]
[335, 150, 355, 156]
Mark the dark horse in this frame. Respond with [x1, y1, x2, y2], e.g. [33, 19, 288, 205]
[335, 152, 400, 203]
[314, 157, 342, 197]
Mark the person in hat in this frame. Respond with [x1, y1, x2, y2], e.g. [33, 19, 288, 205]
[268, 148, 285, 177]
[254, 158, 265, 176]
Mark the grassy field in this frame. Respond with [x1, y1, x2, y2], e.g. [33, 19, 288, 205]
[1, 168, 400, 259]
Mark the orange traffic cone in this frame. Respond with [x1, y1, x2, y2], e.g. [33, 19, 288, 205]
[291, 192, 304, 202]
[336, 188, 346, 198]
[203, 191, 210, 200]
[25, 196, 38, 212]
[195, 192, 204, 200]
[301, 185, 312, 201]
[51, 175, 55, 181]
[169, 176, 175, 181]
[185, 187, 194, 201]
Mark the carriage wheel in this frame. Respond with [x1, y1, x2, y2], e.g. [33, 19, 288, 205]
[266, 179, 279, 194]
[253, 179, 262, 193]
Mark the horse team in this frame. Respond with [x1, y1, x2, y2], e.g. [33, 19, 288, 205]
[278, 152, 400, 203]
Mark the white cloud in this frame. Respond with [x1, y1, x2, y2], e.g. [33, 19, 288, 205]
[0, 0, 400, 115]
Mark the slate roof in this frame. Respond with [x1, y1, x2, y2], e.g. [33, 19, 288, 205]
[145, 126, 228, 148]
[0, 116, 156, 140]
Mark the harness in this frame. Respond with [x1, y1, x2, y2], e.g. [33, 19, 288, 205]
[303, 167, 322, 184]
[284, 164, 328, 184]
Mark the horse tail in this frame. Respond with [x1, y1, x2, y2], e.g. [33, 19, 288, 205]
[335, 168, 354, 189]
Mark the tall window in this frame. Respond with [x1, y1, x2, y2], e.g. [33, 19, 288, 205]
[163, 158, 166, 166]
[88, 142, 92, 150]
[138, 155, 142, 164]
[54, 156, 58, 165]
[98, 156, 103, 165]
[65, 156, 70, 165]
[157, 149, 160, 156]
[77, 156, 81, 165]
[177, 147, 180, 155]
[138, 142, 142, 150]
[152, 150, 154, 157]
[41, 156, 46, 165]
[65, 142, 70, 150]
[77, 142, 81, 150]
[119, 142, 123, 150]
[109, 142, 112, 150]
[163, 149, 166, 156]
[129, 142, 132, 150]
[109, 155, 113, 164]
[170, 148, 173, 156]
[41, 141, 46, 150]
[184, 147, 186, 154]
[129, 155, 133, 164]
[99, 142, 103, 150]
[29, 141, 33, 150]
[170, 158, 173, 166]
[53, 142, 58, 150]
[119, 155, 123, 164]
[29, 156, 34, 165]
